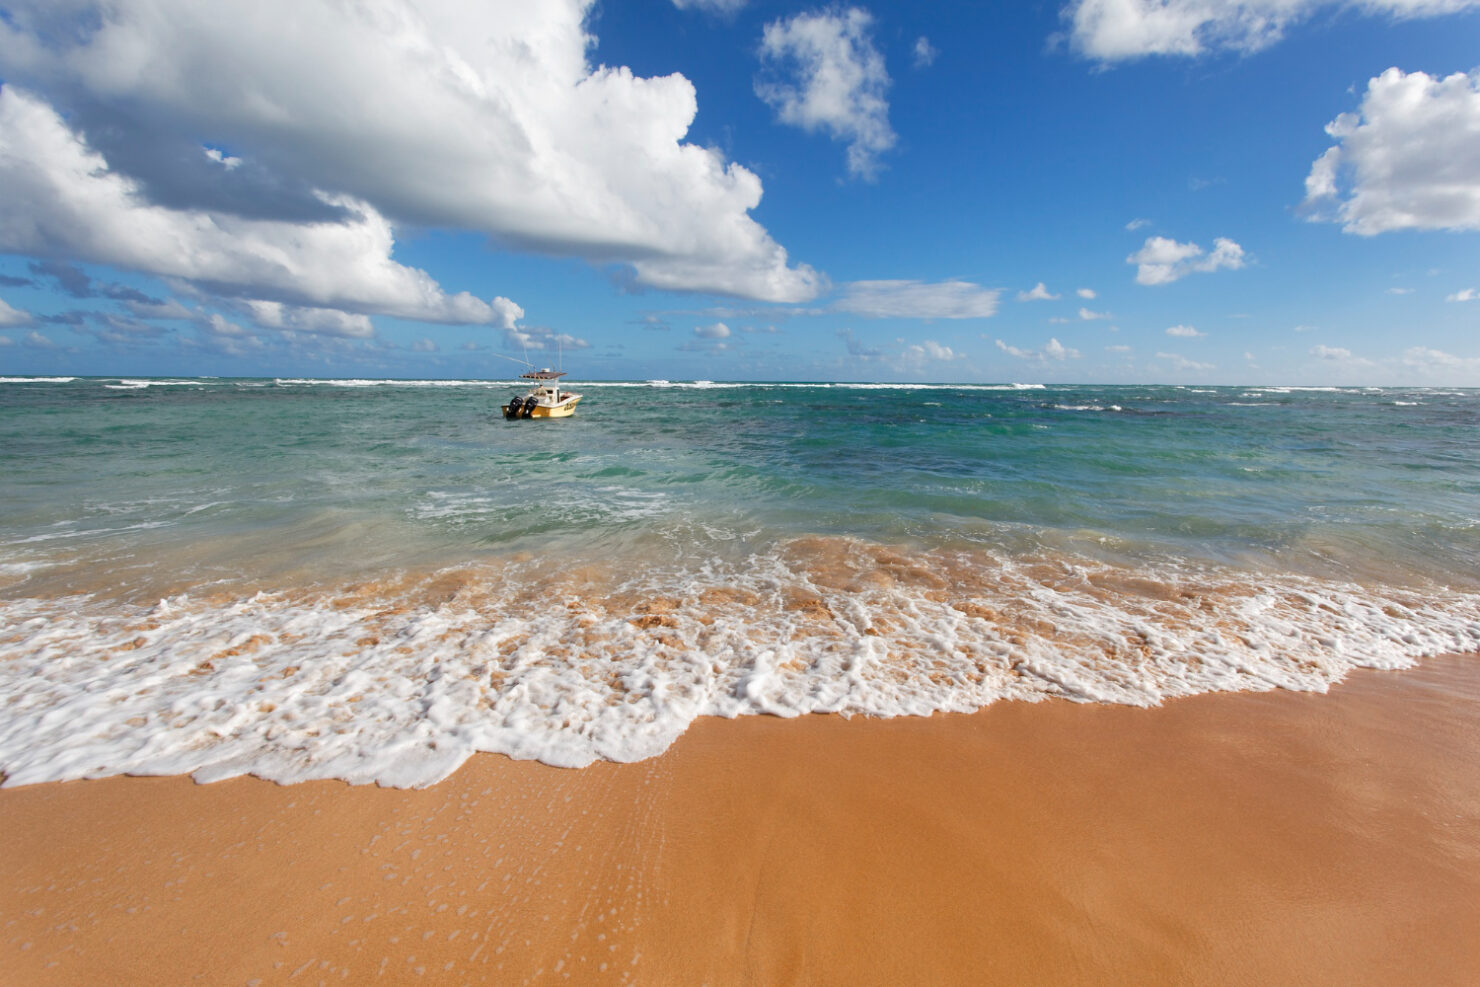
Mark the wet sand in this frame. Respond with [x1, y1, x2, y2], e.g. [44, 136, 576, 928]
[3, 654, 1479, 985]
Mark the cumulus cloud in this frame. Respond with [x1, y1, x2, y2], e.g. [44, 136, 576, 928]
[242, 301, 375, 338]
[1302, 68, 1480, 235]
[1310, 344, 1353, 359]
[1165, 324, 1204, 337]
[1449, 288, 1479, 301]
[1043, 338, 1077, 360]
[1063, 0, 1480, 62]
[693, 321, 732, 339]
[1077, 287, 1097, 299]
[0, 0, 818, 303]
[24, 329, 57, 348]
[0, 297, 32, 328]
[1128, 235, 1245, 285]
[995, 337, 1080, 361]
[756, 7, 895, 180]
[835, 280, 1000, 319]
[0, 88, 515, 324]
[499, 325, 588, 359]
[1018, 282, 1059, 301]
[1078, 306, 1111, 320]
[490, 297, 525, 331]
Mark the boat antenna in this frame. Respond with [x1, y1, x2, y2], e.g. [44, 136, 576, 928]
[489, 350, 534, 371]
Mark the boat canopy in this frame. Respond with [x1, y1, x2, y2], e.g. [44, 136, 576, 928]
[519, 370, 567, 380]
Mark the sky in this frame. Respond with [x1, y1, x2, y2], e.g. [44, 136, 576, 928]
[1, 0, 1478, 385]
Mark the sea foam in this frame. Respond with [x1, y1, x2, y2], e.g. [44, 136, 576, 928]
[2, 538, 1476, 789]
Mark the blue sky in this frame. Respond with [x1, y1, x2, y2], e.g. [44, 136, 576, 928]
[1, 0, 1478, 383]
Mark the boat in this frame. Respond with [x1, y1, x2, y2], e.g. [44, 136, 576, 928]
[502, 369, 582, 419]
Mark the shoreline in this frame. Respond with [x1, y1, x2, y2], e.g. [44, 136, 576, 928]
[3, 654, 1479, 984]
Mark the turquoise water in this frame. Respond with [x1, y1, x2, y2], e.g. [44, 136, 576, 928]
[2, 377, 1478, 786]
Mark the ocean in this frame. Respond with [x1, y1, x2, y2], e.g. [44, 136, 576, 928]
[2, 376, 1477, 787]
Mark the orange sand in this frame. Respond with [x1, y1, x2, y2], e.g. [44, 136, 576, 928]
[3, 654, 1479, 985]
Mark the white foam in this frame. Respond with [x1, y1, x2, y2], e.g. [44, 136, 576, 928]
[1, 544, 1477, 790]
[272, 378, 497, 388]
[0, 376, 76, 383]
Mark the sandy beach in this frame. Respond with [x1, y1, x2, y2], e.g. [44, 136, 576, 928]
[4, 653, 1479, 985]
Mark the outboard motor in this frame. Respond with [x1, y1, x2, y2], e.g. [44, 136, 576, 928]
[521, 396, 537, 418]
[505, 395, 523, 418]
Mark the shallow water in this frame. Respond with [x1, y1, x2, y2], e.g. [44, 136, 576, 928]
[2, 377, 1478, 785]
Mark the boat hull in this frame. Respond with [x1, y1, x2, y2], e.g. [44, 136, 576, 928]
[502, 395, 581, 419]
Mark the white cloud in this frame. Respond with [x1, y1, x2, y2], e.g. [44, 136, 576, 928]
[1063, 1, 1480, 62]
[1018, 282, 1059, 301]
[1076, 287, 1096, 299]
[24, 329, 57, 348]
[671, 0, 747, 13]
[1165, 324, 1204, 337]
[196, 313, 263, 356]
[0, 334, 12, 346]
[913, 37, 939, 69]
[0, 88, 516, 323]
[1078, 306, 1110, 320]
[503, 325, 589, 353]
[995, 337, 1080, 361]
[1107, 344, 1131, 352]
[1401, 345, 1480, 380]
[1156, 351, 1213, 372]
[412, 337, 438, 352]
[1128, 235, 1245, 285]
[756, 7, 895, 180]
[1387, 287, 1414, 295]
[1044, 337, 1076, 360]
[693, 321, 731, 339]
[490, 297, 525, 331]
[835, 280, 1000, 319]
[1124, 218, 1151, 231]
[1310, 344, 1353, 359]
[242, 301, 375, 338]
[0, 296, 31, 327]
[1447, 288, 1479, 301]
[124, 298, 196, 321]
[902, 339, 957, 363]
[1302, 68, 1480, 235]
[203, 146, 241, 171]
[0, 0, 818, 303]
